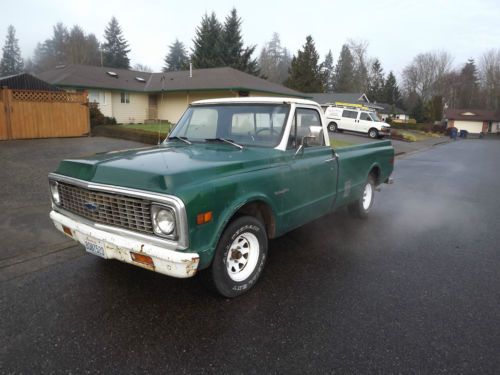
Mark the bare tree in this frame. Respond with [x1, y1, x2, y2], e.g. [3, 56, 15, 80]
[402, 51, 453, 101]
[479, 49, 500, 110]
[347, 39, 370, 92]
[133, 63, 153, 72]
[259, 32, 291, 84]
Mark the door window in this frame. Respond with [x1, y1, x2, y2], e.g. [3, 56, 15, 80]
[360, 112, 372, 121]
[287, 108, 324, 149]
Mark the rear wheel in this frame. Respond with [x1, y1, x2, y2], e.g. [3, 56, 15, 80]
[368, 128, 379, 139]
[205, 216, 268, 298]
[328, 122, 337, 132]
[348, 176, 375, 219]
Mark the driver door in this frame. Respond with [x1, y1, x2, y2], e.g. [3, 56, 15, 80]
[280, 107, 338, 231]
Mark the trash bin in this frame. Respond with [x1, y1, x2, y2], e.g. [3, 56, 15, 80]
[459, 129, 468, 138]
[450, 127, 458, 140]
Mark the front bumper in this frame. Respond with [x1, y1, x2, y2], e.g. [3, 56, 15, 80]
[50, 210, 199, 278]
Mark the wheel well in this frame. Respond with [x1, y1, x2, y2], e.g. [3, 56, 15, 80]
[369, 127, 378, 133]
[369, 166, 381, 185]
[233, 201, 276, 238]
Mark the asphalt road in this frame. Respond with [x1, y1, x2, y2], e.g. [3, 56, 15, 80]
[1, 137, 499, 373]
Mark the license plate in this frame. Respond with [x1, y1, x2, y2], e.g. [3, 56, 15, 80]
[84, 238, 106, 258]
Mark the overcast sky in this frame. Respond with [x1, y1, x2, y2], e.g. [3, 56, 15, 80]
[2, 0, 499, 77]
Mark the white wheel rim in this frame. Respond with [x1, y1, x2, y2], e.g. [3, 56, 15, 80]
[370, 130, 376, 138]
[362, 182, 373, 210]
[225, 232, 260, 282]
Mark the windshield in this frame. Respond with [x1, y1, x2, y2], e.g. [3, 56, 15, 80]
[369, 112, 381, 122]
[168, 104, 290, 147]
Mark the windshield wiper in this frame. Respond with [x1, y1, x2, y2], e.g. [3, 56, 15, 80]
[205, 138, 243, 150]
[167, 136, 192, 145]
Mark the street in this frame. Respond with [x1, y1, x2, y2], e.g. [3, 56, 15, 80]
[1, 137, 499, 373]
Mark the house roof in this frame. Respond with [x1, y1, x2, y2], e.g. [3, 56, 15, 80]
[309, 92, 369, 105]
[376, 102, 406, 115]
[0, 73, 62, 91]
[36, 64, 305, 97]
[445, 108, 500, 122]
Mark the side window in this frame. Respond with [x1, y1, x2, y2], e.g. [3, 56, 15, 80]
[342, 110, 357, 119]
[287, 108, 324, 149]
[120, 92, 130, 104]
[360, 112, 371, 121]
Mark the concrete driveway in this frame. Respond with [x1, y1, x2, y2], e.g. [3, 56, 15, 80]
[0, 137, 145, 277]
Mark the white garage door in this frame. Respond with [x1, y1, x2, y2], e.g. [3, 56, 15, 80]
[454, 120, 483, 133]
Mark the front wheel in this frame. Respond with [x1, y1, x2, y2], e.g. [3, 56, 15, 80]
[205, 216, 268, 298]
[348, 176, 375, 219]
[368, 128, 379, 139]
[328, 122, 337, 132]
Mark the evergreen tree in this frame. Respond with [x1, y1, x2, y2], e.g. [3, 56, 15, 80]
[163, 39, 188, 72]
[0, 25, 24, 76]
[322, 50, 334, 92]
[457, 59, 479, 108]
[220, 8, 258, 74]
[102, 17, 130, 69]
[383, 71, 402, 106]
[191, 12, 223, 69]
[259, 33, 291, 83]
[367, 59, 385, 102]
[333, 44, 355, 92]
[285, 35, 324, 93]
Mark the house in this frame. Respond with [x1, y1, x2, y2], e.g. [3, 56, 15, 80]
[37, 64, 305, 124]
[377, 102, 409, 122]
[444, 109, 500, 134]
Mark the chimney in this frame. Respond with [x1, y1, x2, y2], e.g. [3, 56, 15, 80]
[189, 62, 192, 78]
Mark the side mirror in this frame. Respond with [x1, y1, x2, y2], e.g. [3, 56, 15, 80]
[301, 135, 316, 148]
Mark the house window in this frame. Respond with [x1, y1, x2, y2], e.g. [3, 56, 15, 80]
[121, 92, 130, 104]
[88, 90, 105, 105]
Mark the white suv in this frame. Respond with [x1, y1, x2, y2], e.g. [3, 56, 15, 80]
[325, 106, 391, 139]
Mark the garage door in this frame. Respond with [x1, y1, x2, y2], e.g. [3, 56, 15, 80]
[454, 120, 483, 133]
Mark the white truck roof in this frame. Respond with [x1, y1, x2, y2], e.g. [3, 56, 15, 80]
[191, 97, 319, 106]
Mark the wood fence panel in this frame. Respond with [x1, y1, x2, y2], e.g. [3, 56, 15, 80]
[1, 89, 89, 140]
[0, 90, 9, 140]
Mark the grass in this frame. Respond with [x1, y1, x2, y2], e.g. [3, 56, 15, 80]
[391, 129, 438, 142]
[330, 138, 354, 148]
[120, 123, 173, 134]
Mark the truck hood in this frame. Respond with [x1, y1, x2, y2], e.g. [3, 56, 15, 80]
[54, 142, 283, 194]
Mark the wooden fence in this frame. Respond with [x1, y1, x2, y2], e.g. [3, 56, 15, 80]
[0, 89, 89, 140]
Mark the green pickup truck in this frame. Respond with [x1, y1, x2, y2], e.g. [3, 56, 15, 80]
[49, 97, 394, 297]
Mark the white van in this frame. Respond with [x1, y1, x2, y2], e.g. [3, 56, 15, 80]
[324, 105, 391, 139]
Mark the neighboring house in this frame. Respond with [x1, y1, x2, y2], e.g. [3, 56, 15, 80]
[444, 109, 500, 134]
[0, 73, 62, 91]
[37, 64, 305, 124]
[377, 102, 409, 122]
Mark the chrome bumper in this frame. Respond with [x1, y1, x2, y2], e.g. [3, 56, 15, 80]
[50, 210, 199, 278]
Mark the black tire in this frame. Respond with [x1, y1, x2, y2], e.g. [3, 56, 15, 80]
[328, 122, 337, 132]
[348, 176, 375, 219]
[205, 216, 268, 298]
[368, 128, 379, 139]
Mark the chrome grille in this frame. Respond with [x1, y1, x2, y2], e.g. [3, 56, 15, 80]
[58, 182, 153, 234]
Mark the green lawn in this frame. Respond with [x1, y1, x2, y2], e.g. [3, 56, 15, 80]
[330, 138, 354, 148]
[120, 123, 173, 134]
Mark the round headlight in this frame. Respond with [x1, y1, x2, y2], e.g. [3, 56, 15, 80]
[154, 208, 175, 235]
[50, 181, 60, 205]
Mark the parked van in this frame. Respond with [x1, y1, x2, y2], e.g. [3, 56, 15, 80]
[324, 104, 391, 138]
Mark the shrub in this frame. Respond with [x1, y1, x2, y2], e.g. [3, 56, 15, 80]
[89, 103, 117, 127]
